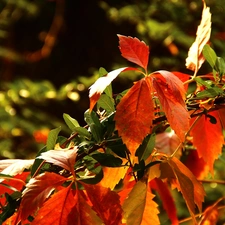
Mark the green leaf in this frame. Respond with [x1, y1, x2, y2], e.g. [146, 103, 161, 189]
[196, 86, 224, 99]
[203, 44, 217, 69]
[97, 94, 115, 113]
[84, 110, 103, 143]
[63, 113, 79, 131]
[46, 126, 61, 150]
[73, 127, 92, 139]
[136, 133, 156, 161]
[194, 77, 211, 88]
[215, 57, 225, 78]
[91, 153, 123, 167]
[99, 67, 112, 98]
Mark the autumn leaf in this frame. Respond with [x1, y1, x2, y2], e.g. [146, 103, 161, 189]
[150, 178, 178, 225]
[114, 77, 154, 157]
[185, 0, 211, 71]
[75, 190, 103, 225]
[160, 157, 205, 223]
[0, 159, 34, 178]
[89, 67, 138, 111]
[122, 179, 160, 225]
[38, 148, 78, 174]
[118, 34, 149, 71]
[83, 183, 123, 225]
[190, 111, 224, 174]
[99, 164, 129, 190]
[198, 197, 223, 225]
[19, 172, 67, 220]
[32, 185, 77, 225]
[184, 150, 209, 180]
[151, 71, 190, 141]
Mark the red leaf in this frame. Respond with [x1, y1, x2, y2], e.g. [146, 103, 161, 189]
[0, 172, 29, 208]
[83, 183, 123, 225]
[151, 71, 190, 141]
[89, 67, 137, 111]
[38, 148, 78, 174]
[19, 172, 67, 220]
[118, 35, 149, 71]
[150, 178, 178, 225]
[190, 111, 224, 174]
[32, 185, 77, 225]
[114, 77, 154, 156]
[75, 190, 103, 225]
[184, 150, 209, 180]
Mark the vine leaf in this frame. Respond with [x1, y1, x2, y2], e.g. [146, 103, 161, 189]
[122, 179, 160, 225]
[185, 0, 211, 71]
[150, 178, 178, 225]
[89, 67, 138, 111]
[184, 150, 209, 180]
[118, 35, 149, 71]
[75, 190, 103, 225]
[190, 111, 224, 174]
[160, 157, 205, 223]
[19, 172, 67, 220]
[83, 183, 123, 225]
[38, 148, 78, 173]
[31, 185, 77, 225]
[114, 78, 154, 157]
[151, 71, 190, 141]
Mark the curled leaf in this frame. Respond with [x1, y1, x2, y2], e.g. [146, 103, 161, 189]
[185, 0, 211, 71]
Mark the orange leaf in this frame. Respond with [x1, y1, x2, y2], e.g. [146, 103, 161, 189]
[160, 157, 205, 223]
[198, 198, 223, 225]
[75, 190, 103, 225]
[185, 0, 211, 71]
[89, 67, 137, 111]
[83, 183, 123, 225]
[99, 164, 129, 190]
[190, 111, 224, 174]
[32, 185, 77, 225]
[38, 148, 78, 174]
[115, 77, 154, 157]
[151, 71, 190, 141]
[122, 179, 159, 225]
[118, 35, 149, 71]
[150, 178, 178, 225]
[19, 172, 67, 220]
[141, 187, 160, 225]
[218, 107, 225, 129]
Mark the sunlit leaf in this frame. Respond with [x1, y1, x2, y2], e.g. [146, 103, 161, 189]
[89, 67, 137, 111]
[160, 158, 205, 223]
[151, 71, 190, 141]
[32, 185, 77, 225]
[63, 113, 80, 131]
[122, 179, 160, 225]
[0, 159, 34, 177]
[150, 178, 178, 225]
[19, 172, 67, 220]
[115, 78, 154, 157]
[190, 111, 224, 174]
[83, 183, 123, 225]
[38, 148, 78, 173]
[118, 34, 149, 71]
[185, 0, 211, 71]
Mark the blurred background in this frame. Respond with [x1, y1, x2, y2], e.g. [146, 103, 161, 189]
[0, 0, 225, 158]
